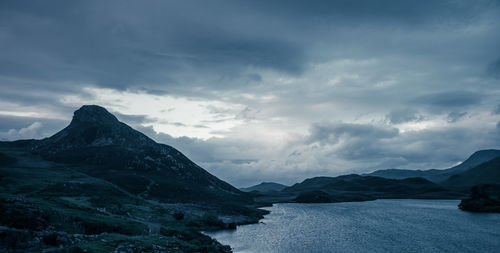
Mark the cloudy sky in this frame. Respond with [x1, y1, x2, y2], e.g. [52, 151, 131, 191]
[1, 0, 500, 187]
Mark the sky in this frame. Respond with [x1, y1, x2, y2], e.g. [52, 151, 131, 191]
[1, 0, 500, 187]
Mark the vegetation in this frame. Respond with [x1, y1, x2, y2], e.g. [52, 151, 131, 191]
[0, 105, 267, 252]
[459, 184, 500, 213]
[0, 145, 261, 252]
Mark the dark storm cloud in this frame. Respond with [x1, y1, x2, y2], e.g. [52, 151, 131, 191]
[0, 0, 305, 94]
[1, 0, 498, 97]
[246, 0, 489, 25]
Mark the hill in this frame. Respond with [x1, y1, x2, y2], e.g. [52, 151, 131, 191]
[367, 149, 500, 182]
[281, 174, 463, 203]
[0, 105, 265, 252]
[444, 156, 500, 189]
[240, 182, 288, 193]
[29, 105, 251, 204]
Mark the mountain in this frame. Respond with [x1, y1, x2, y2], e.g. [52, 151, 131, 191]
[281, 174, 463, 203]
[444, 156, 500, 189]
[29, 105, 251, 204]
[0, 105, 264, 252]
[367, 149, 500, 182]
[240, 182, 288, 193]
[367, 168, 444, 180]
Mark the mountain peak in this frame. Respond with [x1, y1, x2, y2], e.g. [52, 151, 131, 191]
[71, 105, 119, 126]
[38, 105, 157, 149]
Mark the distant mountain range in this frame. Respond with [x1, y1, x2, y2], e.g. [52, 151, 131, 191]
[366, 149, 500, 182]
[240, 182, 288, 193]
[250, 149, 500, 204]
[281, 175, 460, 203]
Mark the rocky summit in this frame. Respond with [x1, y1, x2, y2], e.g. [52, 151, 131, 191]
[36, 105, 157, 150]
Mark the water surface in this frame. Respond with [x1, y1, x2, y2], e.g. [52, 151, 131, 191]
[208, 199, 500, 253]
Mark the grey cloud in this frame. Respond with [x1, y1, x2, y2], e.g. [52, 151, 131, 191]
[305, 122, 401, 161]
[302, 121, 500, 171]
[487, 58, 500, 79]
[171, 122, 187, 127]
[107, 117, 500, 186]
[413, 91, 483, 109]
[0, 122, 43, 141]
[447, 112, 467, 123]
[236, 107, 261, 121]
[114, 113, 151, 125]
[493, 104, 500, 115]
[115, 113, 199, 129]
[0, 0, 305, 95]
[1, 0, 498, 99]
[245, 0, 494, 27]
[386, 108, 423, 124]
[0, 115, 67, 141]
[307, 122, 399, 145]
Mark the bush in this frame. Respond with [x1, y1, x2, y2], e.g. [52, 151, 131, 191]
[201, 213, 225, 228]
[173, 211, 184, 220]
[227, 222, 237, 230]
[0, 153, 17, 166]
[68, 246, 85, 253]
[43, 233, 58, 246]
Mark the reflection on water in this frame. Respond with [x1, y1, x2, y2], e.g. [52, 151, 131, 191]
[207, 199, 500, 253]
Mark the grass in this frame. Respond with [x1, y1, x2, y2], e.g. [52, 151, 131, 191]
[0, 147, 257, 252]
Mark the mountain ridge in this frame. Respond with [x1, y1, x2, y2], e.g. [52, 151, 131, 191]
[367, 149, 500, 182]
[9, 105, 253, 204]
[0, 105, 266, 252]
[444, 156, 500, 189]
[240, 182, 288, 193]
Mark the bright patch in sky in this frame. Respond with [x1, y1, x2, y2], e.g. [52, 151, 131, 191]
[61, 87, 246, 139]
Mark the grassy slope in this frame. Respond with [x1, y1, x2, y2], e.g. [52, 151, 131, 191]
[0, 147, 264, 252]
[445, 157, 500, 189]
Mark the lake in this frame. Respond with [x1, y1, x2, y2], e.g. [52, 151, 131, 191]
[207, 199, 500, 253]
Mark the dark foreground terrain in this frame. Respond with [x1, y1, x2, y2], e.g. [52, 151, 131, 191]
[0, 105, 266, 252]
